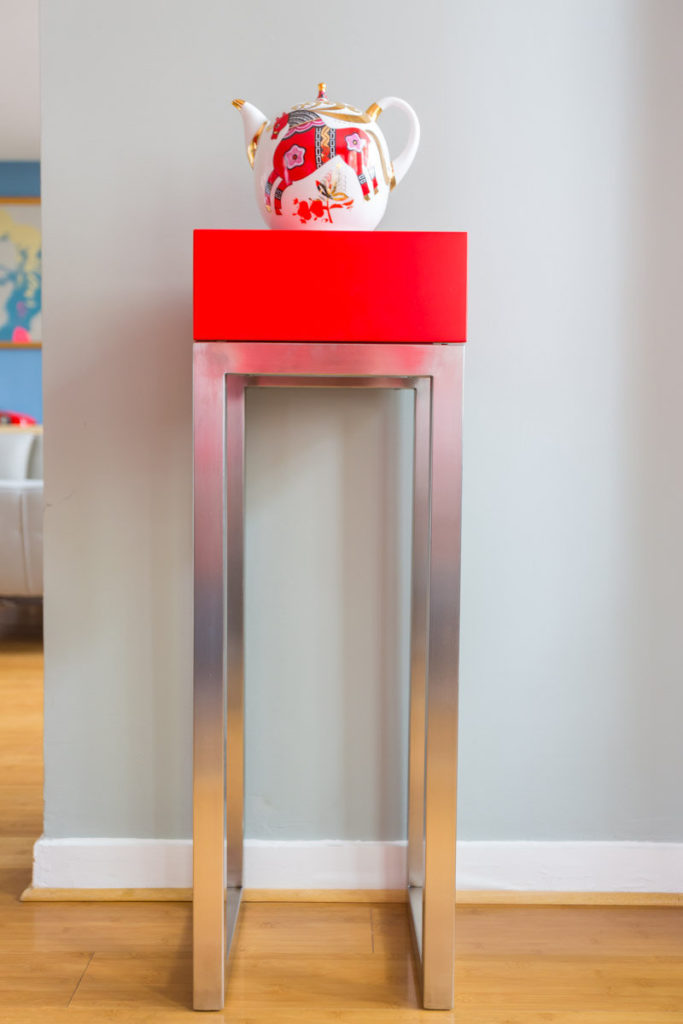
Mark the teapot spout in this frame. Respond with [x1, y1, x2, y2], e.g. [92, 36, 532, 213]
[233, 99, 268, 168]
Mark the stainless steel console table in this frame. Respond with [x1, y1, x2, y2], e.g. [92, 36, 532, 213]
[192, 231, 466, 1012]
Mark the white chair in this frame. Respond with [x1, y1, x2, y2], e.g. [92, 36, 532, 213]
[0, 429, 43, 597]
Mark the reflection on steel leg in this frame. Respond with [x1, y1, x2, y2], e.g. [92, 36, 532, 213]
[422, 349, 463, 1010]
[226, 376, 245, 895]
[408, 379, 430, 896]
[193, 348, 227, 1010]
[225, 886, 243, 957]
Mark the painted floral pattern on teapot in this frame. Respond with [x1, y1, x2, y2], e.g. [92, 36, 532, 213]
[233, 84, 420, 231]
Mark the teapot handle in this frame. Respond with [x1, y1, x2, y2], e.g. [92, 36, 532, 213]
[375, 95, 420, 189]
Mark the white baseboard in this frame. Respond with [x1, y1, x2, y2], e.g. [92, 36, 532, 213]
[31, 838, 683, 892]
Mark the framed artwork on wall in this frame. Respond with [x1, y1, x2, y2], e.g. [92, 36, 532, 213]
[0, 197, 42, 348]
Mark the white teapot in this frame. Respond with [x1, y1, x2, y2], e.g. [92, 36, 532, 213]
[233, 83, 420, 230]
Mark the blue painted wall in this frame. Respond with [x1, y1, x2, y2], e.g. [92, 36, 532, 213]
[0, 162, 42, 422]
[0, 162, 41, 197]
[0, 347, 42, 421]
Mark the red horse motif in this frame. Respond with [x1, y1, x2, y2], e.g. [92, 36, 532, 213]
[265, 110, 379, 215]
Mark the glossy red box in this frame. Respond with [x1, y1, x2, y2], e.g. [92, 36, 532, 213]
[193, 230, 467, 343]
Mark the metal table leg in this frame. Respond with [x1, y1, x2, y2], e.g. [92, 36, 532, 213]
[193, 348, 227, 1010]
[421, 353, 463, 1010]
[407, 378, 430, 917]
[225, 376, 245, 957]
[405, 353, 463, 1010]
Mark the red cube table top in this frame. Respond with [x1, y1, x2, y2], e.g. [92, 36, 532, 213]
[193, 230, 467, 344]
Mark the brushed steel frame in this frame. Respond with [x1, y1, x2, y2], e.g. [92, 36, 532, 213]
[193, 341, 463, 1011]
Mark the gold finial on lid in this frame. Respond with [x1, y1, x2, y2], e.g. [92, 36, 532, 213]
[317, 82, 327, 100]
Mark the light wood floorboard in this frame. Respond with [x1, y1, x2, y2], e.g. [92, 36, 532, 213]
[3, 623, 683, 1021]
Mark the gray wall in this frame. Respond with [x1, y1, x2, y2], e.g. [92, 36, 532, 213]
[41, 0, 683, 841]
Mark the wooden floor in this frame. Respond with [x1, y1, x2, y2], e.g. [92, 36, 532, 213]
[2, 619, 683, 1021]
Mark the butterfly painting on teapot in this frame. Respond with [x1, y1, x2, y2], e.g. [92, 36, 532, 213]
[233, 83, 420, 231]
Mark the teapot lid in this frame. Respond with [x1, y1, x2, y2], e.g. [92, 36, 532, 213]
[284, 83, 380, 125]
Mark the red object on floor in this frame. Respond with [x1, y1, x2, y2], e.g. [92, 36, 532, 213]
[193, 230, 467, 343]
